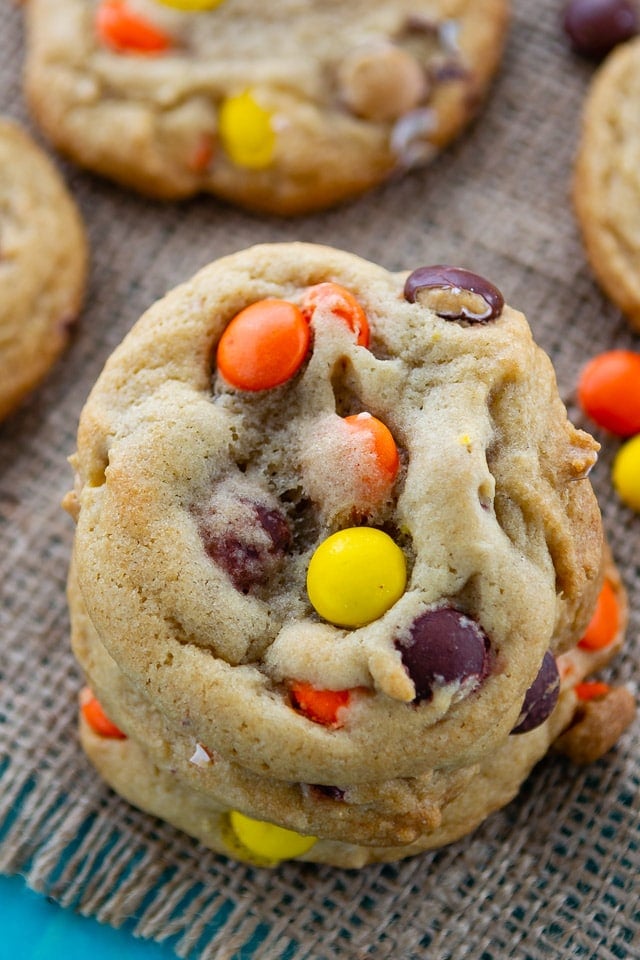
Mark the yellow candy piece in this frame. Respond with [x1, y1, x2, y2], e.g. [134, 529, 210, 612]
[218, 91, 276, 169]
[229, 811, 317, 862]
[612, 434, 640, 512]
[307, 527, 407, 628]
[155, 0, 226, 9]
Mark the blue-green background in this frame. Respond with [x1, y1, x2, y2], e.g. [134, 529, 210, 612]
[1, 874, 177, 960]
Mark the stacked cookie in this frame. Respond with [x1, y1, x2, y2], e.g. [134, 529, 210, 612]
[24, 0, 509, 214]
[64, 243, 635, 867]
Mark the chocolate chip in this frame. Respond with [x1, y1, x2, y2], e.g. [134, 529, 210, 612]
[201, 501, 291, 594]
[563, 0, 638, 58]
[403, 265, 504, 322]
[511, 651, 560, 734]
[396, 606, 490, 703]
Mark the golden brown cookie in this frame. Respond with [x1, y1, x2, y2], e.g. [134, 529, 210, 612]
[24, 0, 510, 214]
[0, 118, 87, 421]
[574, 36, 640, 330]
[64, 242, 633, 867]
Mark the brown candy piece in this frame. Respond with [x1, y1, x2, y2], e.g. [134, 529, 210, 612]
[511, 651, 560, 734]
[563, 0, 639, 59]
[404, 265, 504, 322]
[396, 606, 490, 704]
[554, 685, 636, 764]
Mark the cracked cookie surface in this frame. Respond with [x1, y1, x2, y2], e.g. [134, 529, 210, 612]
[25, 0, 510, 214]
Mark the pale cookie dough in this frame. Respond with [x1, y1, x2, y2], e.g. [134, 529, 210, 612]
[64, 242, 634, 866]
[70, 548, 634, 864]
[0, 117, 87, 421]
[24, 0, 510, 214]
[574, 36, 640, 331]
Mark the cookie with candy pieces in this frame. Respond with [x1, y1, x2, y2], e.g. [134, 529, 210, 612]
[64, 242, 635, 866]
[24, 0, 509, 214]
[573, 32, 640, 330]
[0, 117, 87, 421]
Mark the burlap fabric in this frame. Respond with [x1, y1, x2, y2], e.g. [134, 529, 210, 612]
[1, 1, 638, 957]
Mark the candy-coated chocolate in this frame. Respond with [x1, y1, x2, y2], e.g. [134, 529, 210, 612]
[343, 413, 400, 491]
[306, 527, 406, 627]
[396, 607, 490, 703]
[578, 579, 619, 650]
[577, 350, 640, 436]
[300, 282, 370, 347]
[229, 810, 317, 861]
[511, 651, 560, 734]
[289, 681, 352, 726]
[575, 680, 611, 701]
[96, 0, 173, 53]
[307, 784, 346, 801]
[216, 299, 309, 391]
[156, 0, 226, 9]
[218, 91, 276, 169]
[200, 501, 292, 593]
[404, 265, 504, 322]
[612, 434, 640, 511]
[563, 0, 638, 58]
[81, 689, 127, 739]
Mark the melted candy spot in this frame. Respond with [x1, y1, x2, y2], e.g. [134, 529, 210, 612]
[396, 607, 490, 703]
[511, 651, 560, 734]
[404, 265, 504, 322]
[201, 501, 291, 593]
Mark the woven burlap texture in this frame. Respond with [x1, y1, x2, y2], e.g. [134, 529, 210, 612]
[0, 1, 638, 958]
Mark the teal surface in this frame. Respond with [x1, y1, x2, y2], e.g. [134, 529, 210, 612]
[0, 874, 178, 960]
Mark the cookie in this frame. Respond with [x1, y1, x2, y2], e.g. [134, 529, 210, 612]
[574, 36, 640, 330]
[70, 550, 634, 867]
[64, 242, 634, 867]
[0, 117, 87, 421]
[24, 0, 510, 215]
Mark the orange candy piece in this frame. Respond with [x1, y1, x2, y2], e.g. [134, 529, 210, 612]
[96, 0, 173, 53]
[217, 299, 310, 391]
[300, 282, 370, 347]
[577, 350, 640, 436]
[187, 133, 215, 173]
[81, 691, 127, 739]
[575, 681, 611, 701]
[578, 580, 619, 651]
[343, 412, 400, 490]
[289, 682, 352, 726]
